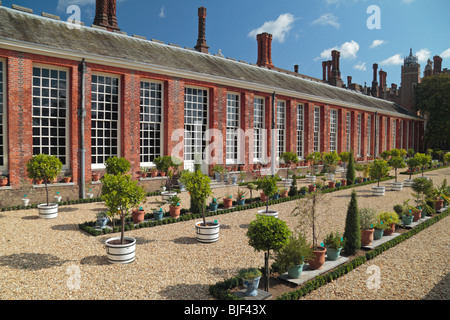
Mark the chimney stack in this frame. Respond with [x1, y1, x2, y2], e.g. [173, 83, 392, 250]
[94, 0, 120, 31]
[294, 65, 299, 73]
[371, 63, 379, 97]
[379, 69, 387, 90]
[195, 7, 209, 53]
[329, 50, 343, 87]
[256, 33, 274, 68]
[433, 55, 442, 75]
[347, 76, 352, 87]
[322, 61, 327, 81]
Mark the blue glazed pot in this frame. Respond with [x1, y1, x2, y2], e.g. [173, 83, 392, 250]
[287, 263, 305, 279]
[237, 199, 245, 206]
[402, 214, 414, 226]
[374, 228, 384, 240]
[272, 194, 280, 200]
[153, 210, 164, 221]
[97, 217, 109, 229]
[335, 182, 342, 188]
[326, 247, 342, 261]
[243, 276, 261, 297]
[209, 202, 219, 211]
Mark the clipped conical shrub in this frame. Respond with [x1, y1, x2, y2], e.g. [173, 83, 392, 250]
[346, 150, 356, 185]
[343, 190, 361, 255]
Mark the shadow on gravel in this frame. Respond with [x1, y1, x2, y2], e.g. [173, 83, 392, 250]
[51, 223, 79, 231]
[0, 253, 70, 270]
[58, 207, 78, 213]
[158, 283, 211, 300]
[173, 237, 197, 245]
[80, 255, 109, 266]
[422, 272, 450, 300]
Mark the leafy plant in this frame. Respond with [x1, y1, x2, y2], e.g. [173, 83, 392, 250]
[406, 157, 420, 180]
[235, 189, 247, 199]
[247, 215, 291, 291]
[388, 156, 406, 182]
[414, 153, 432, 177]
[256, 175, 279, 213]
[306, 152, 322, 175]
[247, 183, 257, 204]
[322, 151, 340, 173]
[238, 268, 262, 280]
[182, 170, 212, 226]
[377, 211, 400, 228]
[274, 232, 314, 273]
[168, 195, 181, 207]
[343, 190, 361, 255]
[359, 208, 378, 230]
[280, 152, 299, 178]
[323, 231, 345, 250]
[411, 177, 434, 215]
[101, 173, 146, 244]
[368, 159, 390, 187]
[26, 154, 63, 205]
[105, 157, 131, 176]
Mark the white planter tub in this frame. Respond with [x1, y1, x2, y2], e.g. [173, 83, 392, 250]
[306, 175, 316, 185]
[282, 179, 293, 188]
[195, 221, 220, 243]
[403, 179, 414, 187]
[391, 182, 403, 191]
[38, 203, 58, 219]
[325, 173, 335, 181]
[372, 186, 386, 196]
[161, 191, 177, 202]
[22, 198, 30, 206]
[105, 237, 136, 264]
[257, 209, 279, 219]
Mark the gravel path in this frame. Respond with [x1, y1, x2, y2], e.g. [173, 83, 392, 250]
[0, 168, 448, 300]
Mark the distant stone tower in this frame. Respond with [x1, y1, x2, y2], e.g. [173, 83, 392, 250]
[400, 49, 421, 111]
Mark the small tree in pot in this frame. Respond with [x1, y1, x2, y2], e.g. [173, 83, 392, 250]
[247, 215, 291, 291]
[256, 175, 279, 217]
[414, 153, 432, 177]
[369, 159, 390, 196]
[26, 154, 62, 219]
[280, 152, 299, 179]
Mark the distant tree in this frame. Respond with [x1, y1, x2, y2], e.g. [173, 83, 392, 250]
[415, 73, 450, 150]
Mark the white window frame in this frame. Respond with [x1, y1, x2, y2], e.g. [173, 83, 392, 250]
[253, 96, 265, 163]
[392, 120, 397, 149]
[330, 109, 338, 153]
[140, 80, 164, 167]
[91, 72, 121, 170]
[277, 100, 286, 159]
[375, 115, 380, 156]
[0, 59, 7, 172]
[32, 63, 70, 169]
[384, 118, 388, 152]
[226, 92, 240, 164]
[406, 121, 410, 150]
[314, 106, 321, 153]
[297, 104, 304, 159]
[346, 111, 351, 152]
[367, 115, 371, 156]
[184, 86, 209, 167]
[357, 114, 362, 157]
[400, 120, 404, 150]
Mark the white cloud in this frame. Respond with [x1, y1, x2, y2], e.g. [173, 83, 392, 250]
[311, 13, 340, 29]
[380, 54, 403, 66]
[441, 48, 450, 59]
[248, 13, 296, 43]
[353, 62, 367, 71]
[415, 48, 431, 63]
[159, 6, 165, 18]
[402, 0, 415, 4]
[314, 40, 360, 61]
[370, 40, 387, 49]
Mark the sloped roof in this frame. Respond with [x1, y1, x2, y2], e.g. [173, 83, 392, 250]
[0, 6, 420, 119]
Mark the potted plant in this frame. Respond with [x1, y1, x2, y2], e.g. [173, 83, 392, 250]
[322, 151, 340, 180]
[388, 156, 406, 191]
[26, 154, 62, 219]
[247, 215, 291, 291]
[414, 153, 432, 178]
[140, 167, 149, 178]
[305, 152, 321, 183]
[359, 208, 377, 246]
[235, 189, 247, 206]
[63, 172, 72, 183]
[212, 164, 224, 181]
[256, 175, 279, 218]
[274, 232, 314, 279]
[280, 152, 299, 185]
[223, 194, 233, 209]
[433, 179, 450, 211]
[54, 191, 62, 203]
[323, 231, 345, 261]
[96, 211, 109, 229]
[150, 167, 158, 178]
[247, 183, 257, 204]
[168, 195, 181, 218]
[132, 206, 146, 224]
[343, 190, 361, 255]
[369, 159, 390, 196]
[209, 197, 219, 212]
[411, 177, 434, 220]
[238, 268, 263, 297]
[291, 189, 327, 270]
[101, 173, 146, 264]
[183, 170, 218, 243]
[377, 211, 400, 236]
[153, 207, 164, 221]
[0, 173, 8, 187]
[404, 157, 420, 187]
[373, 221, 385, 240]
[154, 156, 181, 200]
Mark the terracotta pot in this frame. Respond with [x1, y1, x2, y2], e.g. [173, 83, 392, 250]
[412, 209, 422, 222]
[0, 178, 8, 187]
[169, 205, 181, 218]
[132, 209, 146, 224]
[160, 172, 166, 177]
[435, 199, 444, 211]
[308, 247, 327, 270]
[260, 193, 269, 202]
[328, 181, 336, 188]
[223, 198, 233, 209]
[361, 228, 375, 246]
[141, 173, 148, 178]
[383, 224, 396, 236]
[92, 173, 100, 181]
[151, 171, 158, 177]
[341, 180, 347, 186]
[35, 179, 44, 185]
[64, 177, 72, 183]
[280, 190, 288, 198]
[308, 185, 316, 193]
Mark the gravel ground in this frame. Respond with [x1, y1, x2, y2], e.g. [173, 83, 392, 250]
[0, 168, 448, 300]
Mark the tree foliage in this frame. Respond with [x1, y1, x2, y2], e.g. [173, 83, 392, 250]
[26, 154, 62, 205]
[343, 190, 361, 255]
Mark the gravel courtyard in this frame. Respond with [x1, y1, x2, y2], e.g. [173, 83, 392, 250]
[0, 168, 449, 300]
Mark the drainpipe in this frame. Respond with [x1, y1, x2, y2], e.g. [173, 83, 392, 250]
[79, 59, 87, 199]
[271, 92, 276, 177]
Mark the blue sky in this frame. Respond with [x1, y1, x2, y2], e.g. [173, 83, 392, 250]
[3, 0, 450, 87]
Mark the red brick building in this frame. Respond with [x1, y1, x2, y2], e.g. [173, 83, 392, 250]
[0, 2, 424, 199]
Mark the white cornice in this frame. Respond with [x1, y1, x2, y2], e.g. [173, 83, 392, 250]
[0, 38, 421, 121]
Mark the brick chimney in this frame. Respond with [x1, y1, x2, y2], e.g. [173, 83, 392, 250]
[371, 63, 379, 97]
[94, 0, 120, 31]
[347, 76, 352, 87]
[379, 69, 387, 91]
[256, 33, 274, 68]
[329, 50, 343, 87]
[294, 65, 299, 73]
[322, 61, 327, 81]
[433, 55, 442, 75]
[195, 7, 209, 53]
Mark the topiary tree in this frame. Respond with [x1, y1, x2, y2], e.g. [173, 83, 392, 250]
[280, 152, 299, 178]
[182, 170, 212, 225]
[406, 157, 420, 180]
[369, 159, 391, 187]
[105, 156, 131, 176]
[343, 190, 361, 255]
[256, 175, 279, 214]
[380, 150, 391, 161]
[346, 150, 356, 185]
[322, 151, 340, 173]
[102, 173, 146, 244]
[247, 215, 291, 291]
[388, 156, 406, 182]
[26, 154, 63, 206]
[414, 153, 432, 177]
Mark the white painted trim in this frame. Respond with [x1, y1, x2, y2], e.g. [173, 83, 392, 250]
[0, 58, 7, 172]
[0, 39, 422, 121]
